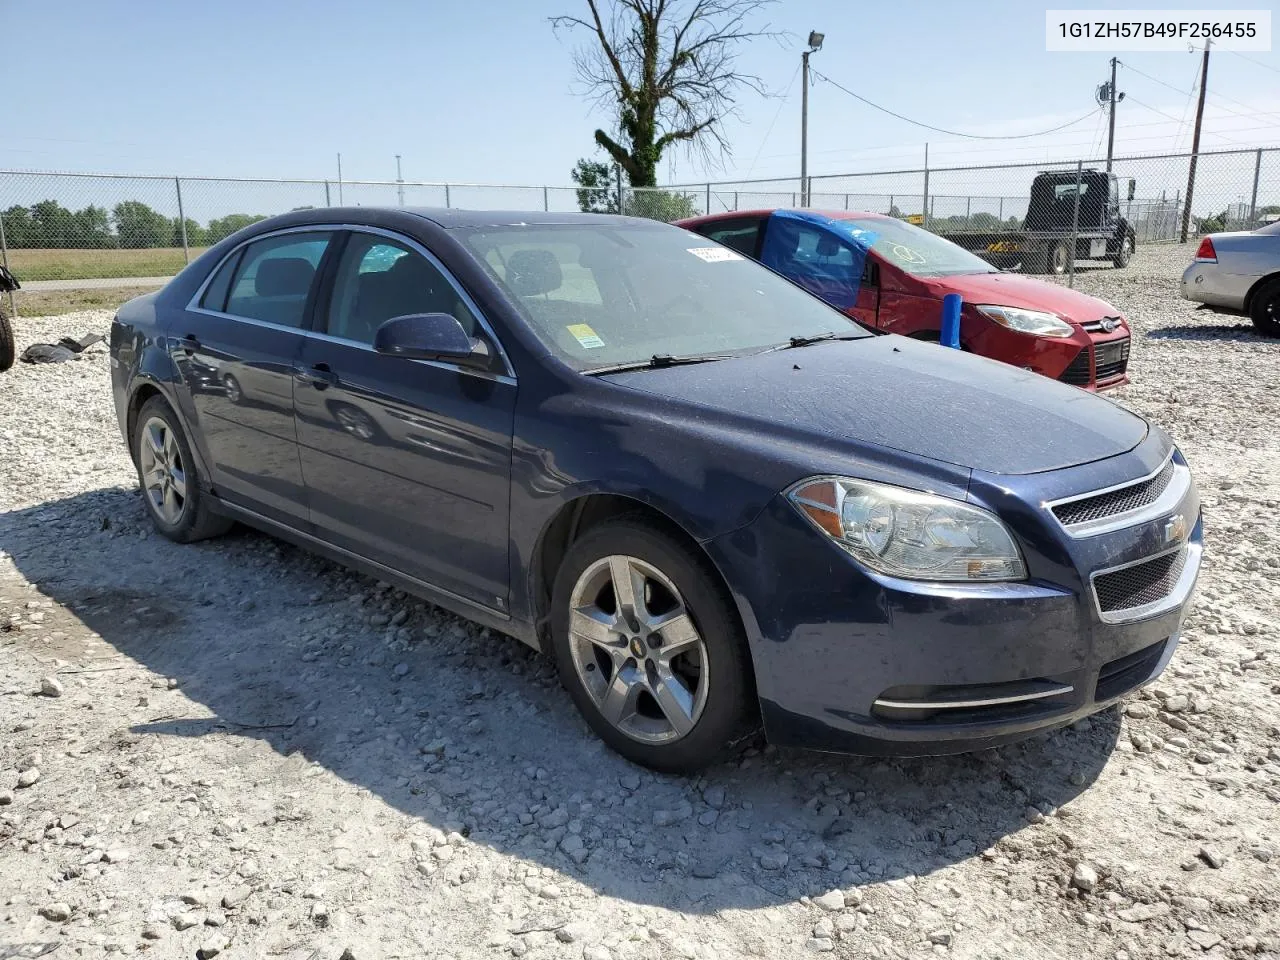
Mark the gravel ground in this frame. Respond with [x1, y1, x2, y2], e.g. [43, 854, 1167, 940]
[1, 244, 1278, 960]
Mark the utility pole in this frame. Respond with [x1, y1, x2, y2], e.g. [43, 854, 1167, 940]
[395, 155, 404, 207]
[800, 31, 824, 207]
[1180, 40, 1211, 243]
[1105, 57, 1118, 171]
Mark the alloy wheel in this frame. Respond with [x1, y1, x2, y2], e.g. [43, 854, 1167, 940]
[567, 554, 710, 744]
[138, 416, 188, 525]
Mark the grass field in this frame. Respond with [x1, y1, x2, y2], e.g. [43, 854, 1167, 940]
[7, 285, 158, 317]
[4, 247, 208, 282]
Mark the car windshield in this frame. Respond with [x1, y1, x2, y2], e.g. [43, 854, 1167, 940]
[835, 217, 999, 278]
[456, 221, 869, 371]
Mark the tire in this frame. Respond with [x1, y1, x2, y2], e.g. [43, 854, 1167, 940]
[550, 518, 756, 773]
[132, 395, 233, 542]
[1048, 240, 1071, 275]
[1112, 232, 1134, 268]
[0, 308, 13, 373]
[221, 372, 243, 404]
[1250, 278, 1280, 338]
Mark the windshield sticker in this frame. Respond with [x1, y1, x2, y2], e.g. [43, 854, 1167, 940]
[566, 323, 605, 349]
[687, 246, 744, 263]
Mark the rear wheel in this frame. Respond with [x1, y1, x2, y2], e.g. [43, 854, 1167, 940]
[0, 308, 13, 373]
[132, 396, 232, 542]
[1250, 278, 1280, 338]
[550, 519, 755, 773]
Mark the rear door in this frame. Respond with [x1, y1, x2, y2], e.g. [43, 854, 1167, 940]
[759, 217, 879, 325]
[175, 229, 334, 524]
[690, 216, 767, 258]
[292, 229, 516, 612]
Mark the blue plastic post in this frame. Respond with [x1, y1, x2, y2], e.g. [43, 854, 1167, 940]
[941, 293, 962, 349]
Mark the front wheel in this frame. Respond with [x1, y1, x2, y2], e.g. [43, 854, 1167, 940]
[1250, 278, 1280, 338]
[550, 519, 756, 773]
[1112, 233, 1134, 268]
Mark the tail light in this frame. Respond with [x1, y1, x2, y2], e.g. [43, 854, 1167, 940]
[1194, 237, 1217, 263]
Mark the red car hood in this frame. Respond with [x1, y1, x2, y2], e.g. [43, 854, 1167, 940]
[929, 272, 1122, 324]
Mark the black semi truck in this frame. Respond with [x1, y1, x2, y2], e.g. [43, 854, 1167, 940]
[934, 169, 1138, 275]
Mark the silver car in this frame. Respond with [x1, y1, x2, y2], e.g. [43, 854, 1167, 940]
[1180, 220, 1280, 337]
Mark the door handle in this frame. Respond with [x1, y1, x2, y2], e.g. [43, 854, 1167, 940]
[176, 335, 200, 354]
[295, 363, 337, 389]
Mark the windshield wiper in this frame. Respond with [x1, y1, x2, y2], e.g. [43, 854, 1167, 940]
[584, 353, 737, 376]
[767, 331, 865, 351]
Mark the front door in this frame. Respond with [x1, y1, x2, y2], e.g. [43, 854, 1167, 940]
[173, 230, 334, 523]
[292, 230, 516, 612]
[759, 216, 879, 326]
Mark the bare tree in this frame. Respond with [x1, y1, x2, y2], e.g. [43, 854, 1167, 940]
[552, 0, 776, 187]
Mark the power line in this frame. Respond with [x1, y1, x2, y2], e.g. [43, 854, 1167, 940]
[744, 61, 801, 179]
[1227, 50, 1280, 75]
[1126, 95, 1249, 147]
[1118, 60, 1280, 121]
[809, 69, 1101, 140]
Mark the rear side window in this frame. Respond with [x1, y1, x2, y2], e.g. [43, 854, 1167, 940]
[224, 232, 333, 328]
[199, 249, 242, 312]
[699, 219, 764, 257]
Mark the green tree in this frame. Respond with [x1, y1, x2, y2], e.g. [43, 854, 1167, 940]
[71, 205, 113, 248]
[171, 217, 206, 248]
[552, 0, 775, 187]
[205, 214, 267, 244]
[625, 188, 698, 221]
[1, 206, 37, 247]
[571, 158, 620, 213]
[113, 201, 172, 248]
[31, 200, 76, 248]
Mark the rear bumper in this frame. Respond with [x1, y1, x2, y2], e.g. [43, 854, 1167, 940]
[705, 441, 1201, 757]
[1180, 261, 1250, 311]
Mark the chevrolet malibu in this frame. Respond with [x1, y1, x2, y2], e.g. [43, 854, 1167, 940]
[110, 208, 1202, 773]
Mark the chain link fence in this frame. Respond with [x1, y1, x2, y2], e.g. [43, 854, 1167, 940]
[2, 147, 1276, 294]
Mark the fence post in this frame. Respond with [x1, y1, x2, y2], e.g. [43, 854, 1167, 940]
[888, 194, 893, 215]
[175, 177, 190, 263]
[792, 192, 797, 206]
[965, 196, 971, 229]
[998, 197, 1003, 221]
[1068, 160, 1083, 288]
[845, 193, 850, 211]
[733, 191, 738, 211]
[0, 204, 14, 320]
[324, 180, 331, 206]
[705, 182, 711, 214]
[543, 186, 549, 212]
[1249, 148, 1263, 224]
[445, 184, 451, 209]
[922, 148, 930, 229]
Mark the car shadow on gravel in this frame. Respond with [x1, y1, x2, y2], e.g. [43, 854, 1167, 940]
[1, 489, 1121, 913]
[1146, 321, 1276, 343]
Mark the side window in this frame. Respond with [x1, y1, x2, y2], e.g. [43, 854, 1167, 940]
[326, 233, 481, 345]
[700, 219, 764, 257]
[761, 220, 866, 310]
[199, 249, 242, 312]
[224, 232, 332, 328]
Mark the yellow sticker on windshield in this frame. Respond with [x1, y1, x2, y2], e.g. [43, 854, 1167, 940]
[567, 323, 605, 349]
[688, 246, 744, 262]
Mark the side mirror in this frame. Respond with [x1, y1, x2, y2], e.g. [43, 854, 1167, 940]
[1127, 178, 1136, 201]
[373, 313, 492, 369]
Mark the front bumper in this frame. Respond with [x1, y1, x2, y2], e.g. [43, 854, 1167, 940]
[705, 438, 1201, 757]
[963, 313, 1130, 392]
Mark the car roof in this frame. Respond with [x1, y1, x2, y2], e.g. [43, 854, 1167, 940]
[408, 208, 650, 228]
[679, 209, 895, 227]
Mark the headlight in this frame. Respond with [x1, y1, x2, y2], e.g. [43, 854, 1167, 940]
[787, 477, 1027, 582]
[976, 304, 1074, 338]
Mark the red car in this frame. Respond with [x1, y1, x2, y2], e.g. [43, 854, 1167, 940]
[677, 209, 1131, 390]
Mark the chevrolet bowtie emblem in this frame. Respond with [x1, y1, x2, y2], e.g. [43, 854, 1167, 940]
[1164, 514, 1187, 544]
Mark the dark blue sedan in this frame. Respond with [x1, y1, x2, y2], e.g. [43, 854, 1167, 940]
[109, 208, 1202, 772]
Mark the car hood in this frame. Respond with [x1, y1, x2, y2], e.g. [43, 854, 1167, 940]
[602, 336, 1147, 475]
[932, 272, 1123, 324]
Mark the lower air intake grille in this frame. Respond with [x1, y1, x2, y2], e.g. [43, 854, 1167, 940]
[1094, 549, 1188, 615]
[1095, 639, 1168, 702]
[1058, 349, 1092, 386]
[1095, 338, 1130, 381]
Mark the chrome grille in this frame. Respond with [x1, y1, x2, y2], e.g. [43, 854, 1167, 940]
[1053, 459, 1176, 526]
[1095, 338, 1130, 381]
[1081, 316, 1124, 333]
[1094, 548, 1188, 614]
